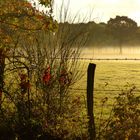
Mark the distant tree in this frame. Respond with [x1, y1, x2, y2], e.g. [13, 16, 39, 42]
[107, 16, 138, 54]
[87, 21, 106, 46]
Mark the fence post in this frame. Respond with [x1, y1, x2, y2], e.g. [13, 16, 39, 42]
[87, 63, 96, 140]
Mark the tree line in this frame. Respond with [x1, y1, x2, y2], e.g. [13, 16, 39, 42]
[60, 16, 140, 49]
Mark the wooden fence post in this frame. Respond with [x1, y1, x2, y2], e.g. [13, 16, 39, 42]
[87, 63, 96, 140]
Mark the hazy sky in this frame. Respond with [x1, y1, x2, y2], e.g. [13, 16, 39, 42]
[53, 0, 140, 25]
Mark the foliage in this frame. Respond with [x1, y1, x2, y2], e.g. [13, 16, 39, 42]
[0, 29, 88, 139]
[0, 0, 57, 139]
[57, 18, 140, 47]
[0, 1, 89, 139]
[101, 86, 140, 140]
[0, 0, 57, 48]
[107, 16, 137, 33]
[0, 0, 57, 102]
[107, 16, 138, 48]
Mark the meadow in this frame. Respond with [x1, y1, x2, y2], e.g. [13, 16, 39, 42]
[71, 58, 140, 120]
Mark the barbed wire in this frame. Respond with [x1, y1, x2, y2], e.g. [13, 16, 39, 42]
[69, 87, 140, 93]
[78, 58, 140, 61]
[55, 57, 140, 61]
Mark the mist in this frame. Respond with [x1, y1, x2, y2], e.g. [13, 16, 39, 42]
[81, 46, 140, 59]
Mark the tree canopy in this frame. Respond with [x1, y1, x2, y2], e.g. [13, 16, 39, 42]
[0, 0, 57, 48]
[107, 16, 138, 53]
[107, 16, 137, 39]
[60, 16, 140, 47]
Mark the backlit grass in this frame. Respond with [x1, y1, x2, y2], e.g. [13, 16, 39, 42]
[71, 60, 140, 121]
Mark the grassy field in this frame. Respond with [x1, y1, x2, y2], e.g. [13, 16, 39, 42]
[71, 59, 140, 120]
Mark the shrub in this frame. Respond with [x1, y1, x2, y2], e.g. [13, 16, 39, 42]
[0, 21, 88, 140]
[102, 86, 140, 140]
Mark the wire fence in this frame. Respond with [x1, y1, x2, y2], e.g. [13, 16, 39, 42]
[69, 87, 140, 92]
[67, 57, 140, 117]
[56, 57, 140, 61]
[69, 57, 140, 95]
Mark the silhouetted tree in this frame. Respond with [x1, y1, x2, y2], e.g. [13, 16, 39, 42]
[107, 16, 138, 54]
